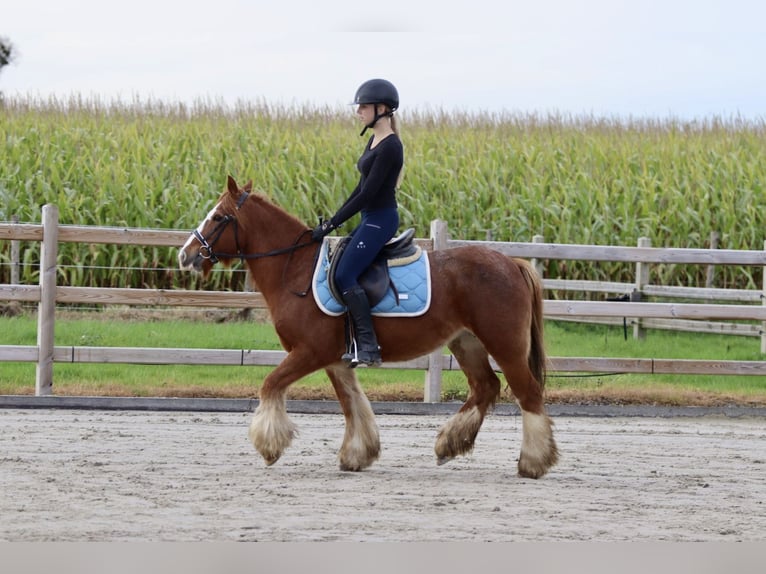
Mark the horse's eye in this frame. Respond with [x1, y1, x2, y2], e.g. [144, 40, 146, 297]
[212, 214, 224, 222]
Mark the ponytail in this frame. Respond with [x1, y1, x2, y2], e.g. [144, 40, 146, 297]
[390, 113, 399, 137]
[390, 112, 404, 189]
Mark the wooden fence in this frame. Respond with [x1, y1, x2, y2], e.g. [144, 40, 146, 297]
[2, 205, 766, 401]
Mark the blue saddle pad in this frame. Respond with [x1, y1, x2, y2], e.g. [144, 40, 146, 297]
[311, 240, 432, 317]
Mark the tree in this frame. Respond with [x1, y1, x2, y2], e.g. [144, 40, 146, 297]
[1, 37, 15, 73]
[0, 37, 14, 105]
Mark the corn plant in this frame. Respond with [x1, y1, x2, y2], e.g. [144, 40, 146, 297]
[1, 96, 764, 291]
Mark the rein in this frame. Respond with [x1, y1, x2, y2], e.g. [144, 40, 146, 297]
[193, 191, 317, 296]
[196, 223, 315, 262]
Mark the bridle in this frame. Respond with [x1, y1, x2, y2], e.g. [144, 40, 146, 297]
[193, 214, 234, 264]
[193, 191, 314, 263]
[191, 190, 318, 295]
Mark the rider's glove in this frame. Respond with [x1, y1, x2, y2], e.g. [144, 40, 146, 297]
[311, 219, 336, 242]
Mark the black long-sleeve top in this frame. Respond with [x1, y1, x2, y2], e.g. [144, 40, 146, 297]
[330, 133, 403, 228]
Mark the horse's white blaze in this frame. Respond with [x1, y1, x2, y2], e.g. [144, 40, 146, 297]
[179, 203, 220, 259]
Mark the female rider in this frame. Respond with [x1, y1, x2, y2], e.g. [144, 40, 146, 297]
[312, 78, 404, 367]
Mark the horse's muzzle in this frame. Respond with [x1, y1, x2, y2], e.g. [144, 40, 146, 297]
[178, 249, 204, 272]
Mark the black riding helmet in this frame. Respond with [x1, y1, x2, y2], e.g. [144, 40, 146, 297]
[354, 78, 399, 136]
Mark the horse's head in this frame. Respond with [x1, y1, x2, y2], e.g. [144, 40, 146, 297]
[178, 175, 252, 278]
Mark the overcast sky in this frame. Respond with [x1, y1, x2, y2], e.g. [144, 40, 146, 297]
[2, 0, 764, 120]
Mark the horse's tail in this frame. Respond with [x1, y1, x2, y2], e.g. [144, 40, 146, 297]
[516, 258, 547, 389]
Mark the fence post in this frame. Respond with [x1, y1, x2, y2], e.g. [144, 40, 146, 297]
[633, 236, 651, 340]
[36, 204, 58, 396]
[531, 234, 544, 278]
[424, 219, 449, 402]
[762, 240, 766, 355]
[705, 231, 719, 289]
[11, 215, 20, 285]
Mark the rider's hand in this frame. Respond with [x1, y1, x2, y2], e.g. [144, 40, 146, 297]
[311, 220, 335, 242]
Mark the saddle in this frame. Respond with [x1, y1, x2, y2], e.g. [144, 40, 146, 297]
[327, 228, 419, 307]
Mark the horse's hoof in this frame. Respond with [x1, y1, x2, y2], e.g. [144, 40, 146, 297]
[262, 453, 281, 466]
[339, 462, 363, 472]
[517, 443, 558, 478]
[436, 456, 454, 466]
[517, 457, 547, 479]
[518, 466, 544, 479]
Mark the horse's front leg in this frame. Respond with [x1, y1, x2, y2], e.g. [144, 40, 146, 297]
[325, 364, 380, 471]
[248, 350, 320, 466]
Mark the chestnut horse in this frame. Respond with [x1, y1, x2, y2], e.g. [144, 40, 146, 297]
[178, 176, 558, 478]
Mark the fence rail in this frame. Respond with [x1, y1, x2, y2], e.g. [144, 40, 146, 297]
[2, 205, 765, 400]
[1, 345, 764, 378]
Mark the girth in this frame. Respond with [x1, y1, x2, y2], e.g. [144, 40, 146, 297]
[327, 228, 418, 307]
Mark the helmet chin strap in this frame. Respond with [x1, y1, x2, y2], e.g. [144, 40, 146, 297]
[360, 108, 393, 136]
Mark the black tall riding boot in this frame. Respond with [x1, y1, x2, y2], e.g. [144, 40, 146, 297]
[341, 286, 382, 368]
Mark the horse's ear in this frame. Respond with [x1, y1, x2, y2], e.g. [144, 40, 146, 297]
[227, 175, 238, 194]
[244, 180, 253, 192]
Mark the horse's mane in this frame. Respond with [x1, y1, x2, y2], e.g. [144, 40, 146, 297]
[219, 189, 308, 235]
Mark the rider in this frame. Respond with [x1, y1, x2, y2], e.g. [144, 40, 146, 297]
[312, 78, 404, 367]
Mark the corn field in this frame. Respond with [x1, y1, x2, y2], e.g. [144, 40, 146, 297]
[1, 95, 764, 291]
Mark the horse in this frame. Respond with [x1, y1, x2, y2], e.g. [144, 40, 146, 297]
[178, 175, 558, 478]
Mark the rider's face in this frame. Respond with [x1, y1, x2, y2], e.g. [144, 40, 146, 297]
[356, 103, 376, 124]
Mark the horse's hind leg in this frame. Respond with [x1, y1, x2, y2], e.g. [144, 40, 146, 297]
[517, 408, 557, 479]
[325, 364, 380, 471]
[490, 351, 558, 479]
[434, 331, 501, 465]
